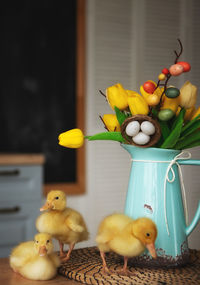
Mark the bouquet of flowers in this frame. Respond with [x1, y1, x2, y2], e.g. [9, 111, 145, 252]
[58, 39, 200, 150]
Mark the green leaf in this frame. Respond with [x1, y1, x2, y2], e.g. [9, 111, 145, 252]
[174, 130, 200, 150]
[160, 108, 186, 149]
[181, 119, 200, 138]
[86, 132, 125, 143]
[151, 108, 158, 117]
[181, 114, 200, 134]
[155, 120, 170, 147]
[170, 110, 182, 130]
[114, 106, 128, 125]
[180, 140, 200, 150]
[159, 120, 170, 140]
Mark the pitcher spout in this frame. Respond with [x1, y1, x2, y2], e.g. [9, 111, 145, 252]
[186, 201, 200, 236]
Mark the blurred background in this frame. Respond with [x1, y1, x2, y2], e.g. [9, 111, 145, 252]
[0, 0, 199, 257]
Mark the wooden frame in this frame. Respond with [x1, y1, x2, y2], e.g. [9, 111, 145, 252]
[44, 0, 85, 195]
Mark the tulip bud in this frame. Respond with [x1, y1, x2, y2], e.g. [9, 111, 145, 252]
[176, 106, 181, 116]
[161, 95, 180, 113]
[179, 81, 197, 109]
[140, 81, 163, 106]
[191, 107, 200, 121]
[176, 106, 195, 121]
[154, 86, 164, 98]
[58, 128, 84, 148]
[106, 83, 128, 110]
[184, 106, 195, 121]
[145, 94, 160, 106]
[127, 90, 149, 115]
[102, 114, 120, 132]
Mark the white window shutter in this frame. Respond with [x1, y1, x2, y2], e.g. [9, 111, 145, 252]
[86, 0, 200, 248]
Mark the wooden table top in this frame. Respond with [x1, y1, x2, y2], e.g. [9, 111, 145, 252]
[0, 258, 79, 285]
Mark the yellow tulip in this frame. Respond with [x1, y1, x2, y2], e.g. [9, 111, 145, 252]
[102, 114, 120, 132]
[176, 106, 181, 116]
[127, 90, 149, 115]
[146, 94, 160, 106]
[154, 86, 164, 98]
[161, 95, 180, 113]
[126, 90, 138, 96]
[140, 81, 163, 106]
[176, 106, 195, 121]
[179, 81, 197, 109]
[191, 106, 200, 120]
[184, 106, 195, 121]
[106, 83, 128, 110]
[58, 128, 84, 148]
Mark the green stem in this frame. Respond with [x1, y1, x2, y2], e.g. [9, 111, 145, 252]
[85, 132, 125, 143]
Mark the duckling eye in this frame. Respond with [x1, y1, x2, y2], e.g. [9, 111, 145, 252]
[55, 197, 59, 200]
[36, 240, 39, 243]
[47, 240, 50, 243]
[146, 233, 150, 237]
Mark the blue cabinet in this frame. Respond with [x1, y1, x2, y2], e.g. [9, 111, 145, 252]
[0, 155, 44, 257]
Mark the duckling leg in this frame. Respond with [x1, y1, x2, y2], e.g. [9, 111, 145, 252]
[100, 251, 111, 275]
[59, 241, 65, 257]
[117, 256, 134, 276]
[60, 242, 75, 262]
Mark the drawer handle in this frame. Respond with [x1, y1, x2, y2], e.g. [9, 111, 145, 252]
[0, 206, 21, 214]
[0, 169, 20, 176]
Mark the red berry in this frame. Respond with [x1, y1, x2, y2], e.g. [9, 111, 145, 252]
[143, 81, 156, 94]
[177, 61, 191, 72]
[162, 68, 169, 75]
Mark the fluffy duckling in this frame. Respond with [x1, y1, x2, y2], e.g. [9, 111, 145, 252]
[36, 190, 89, 262]
[10, 233, 60, 280]
[96, 213, 157, 275]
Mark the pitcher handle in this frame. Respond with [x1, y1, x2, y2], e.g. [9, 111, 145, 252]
[178, 159, 200, 236]
[185, 201, 200, 236]
[178, 159, 200, 165]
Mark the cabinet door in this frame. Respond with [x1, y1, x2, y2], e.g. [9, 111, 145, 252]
[0, 165, 42, 202]
[0, 201, 40, 257]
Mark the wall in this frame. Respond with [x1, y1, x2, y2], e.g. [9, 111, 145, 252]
[65, 0, 200, 250]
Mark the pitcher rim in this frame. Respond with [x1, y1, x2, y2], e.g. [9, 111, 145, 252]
[121, 143, 181, 153]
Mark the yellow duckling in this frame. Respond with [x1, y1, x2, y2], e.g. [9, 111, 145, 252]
[10, 233, 60, 280]
[96, 213, 157, 275]
[36, 190, 89, 262]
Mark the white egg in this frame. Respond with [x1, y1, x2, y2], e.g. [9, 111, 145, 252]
[132, 132, 150, 145]
[125, 121, 140, 137]
[141, 121, 155, 136]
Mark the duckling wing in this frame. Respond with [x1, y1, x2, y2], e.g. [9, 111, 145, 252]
[96, 214, 132, 248]
[109, 234, 145, 257]
[66, 218, 84, 232]
[49, 253, 61, 267]
[60, 208, 89, 243]
[96, 231, 113, 244]
[65, 208, 88, 233]
[10, 241, 35, 270]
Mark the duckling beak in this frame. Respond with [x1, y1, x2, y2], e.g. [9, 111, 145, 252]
[40, 202, 53, 212]
[146, 243, 157, 259]
[39, 246, 47, 257]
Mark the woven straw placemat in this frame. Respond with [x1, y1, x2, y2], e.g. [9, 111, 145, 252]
[58, 247, 200, 285]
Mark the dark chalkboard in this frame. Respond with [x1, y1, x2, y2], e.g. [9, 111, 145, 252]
[0, 0, 78, 184]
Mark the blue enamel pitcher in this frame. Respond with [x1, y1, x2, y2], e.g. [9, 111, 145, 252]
[122, 143, 200, 267]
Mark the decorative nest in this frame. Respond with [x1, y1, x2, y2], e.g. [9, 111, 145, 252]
[121, 115, 161, 148]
